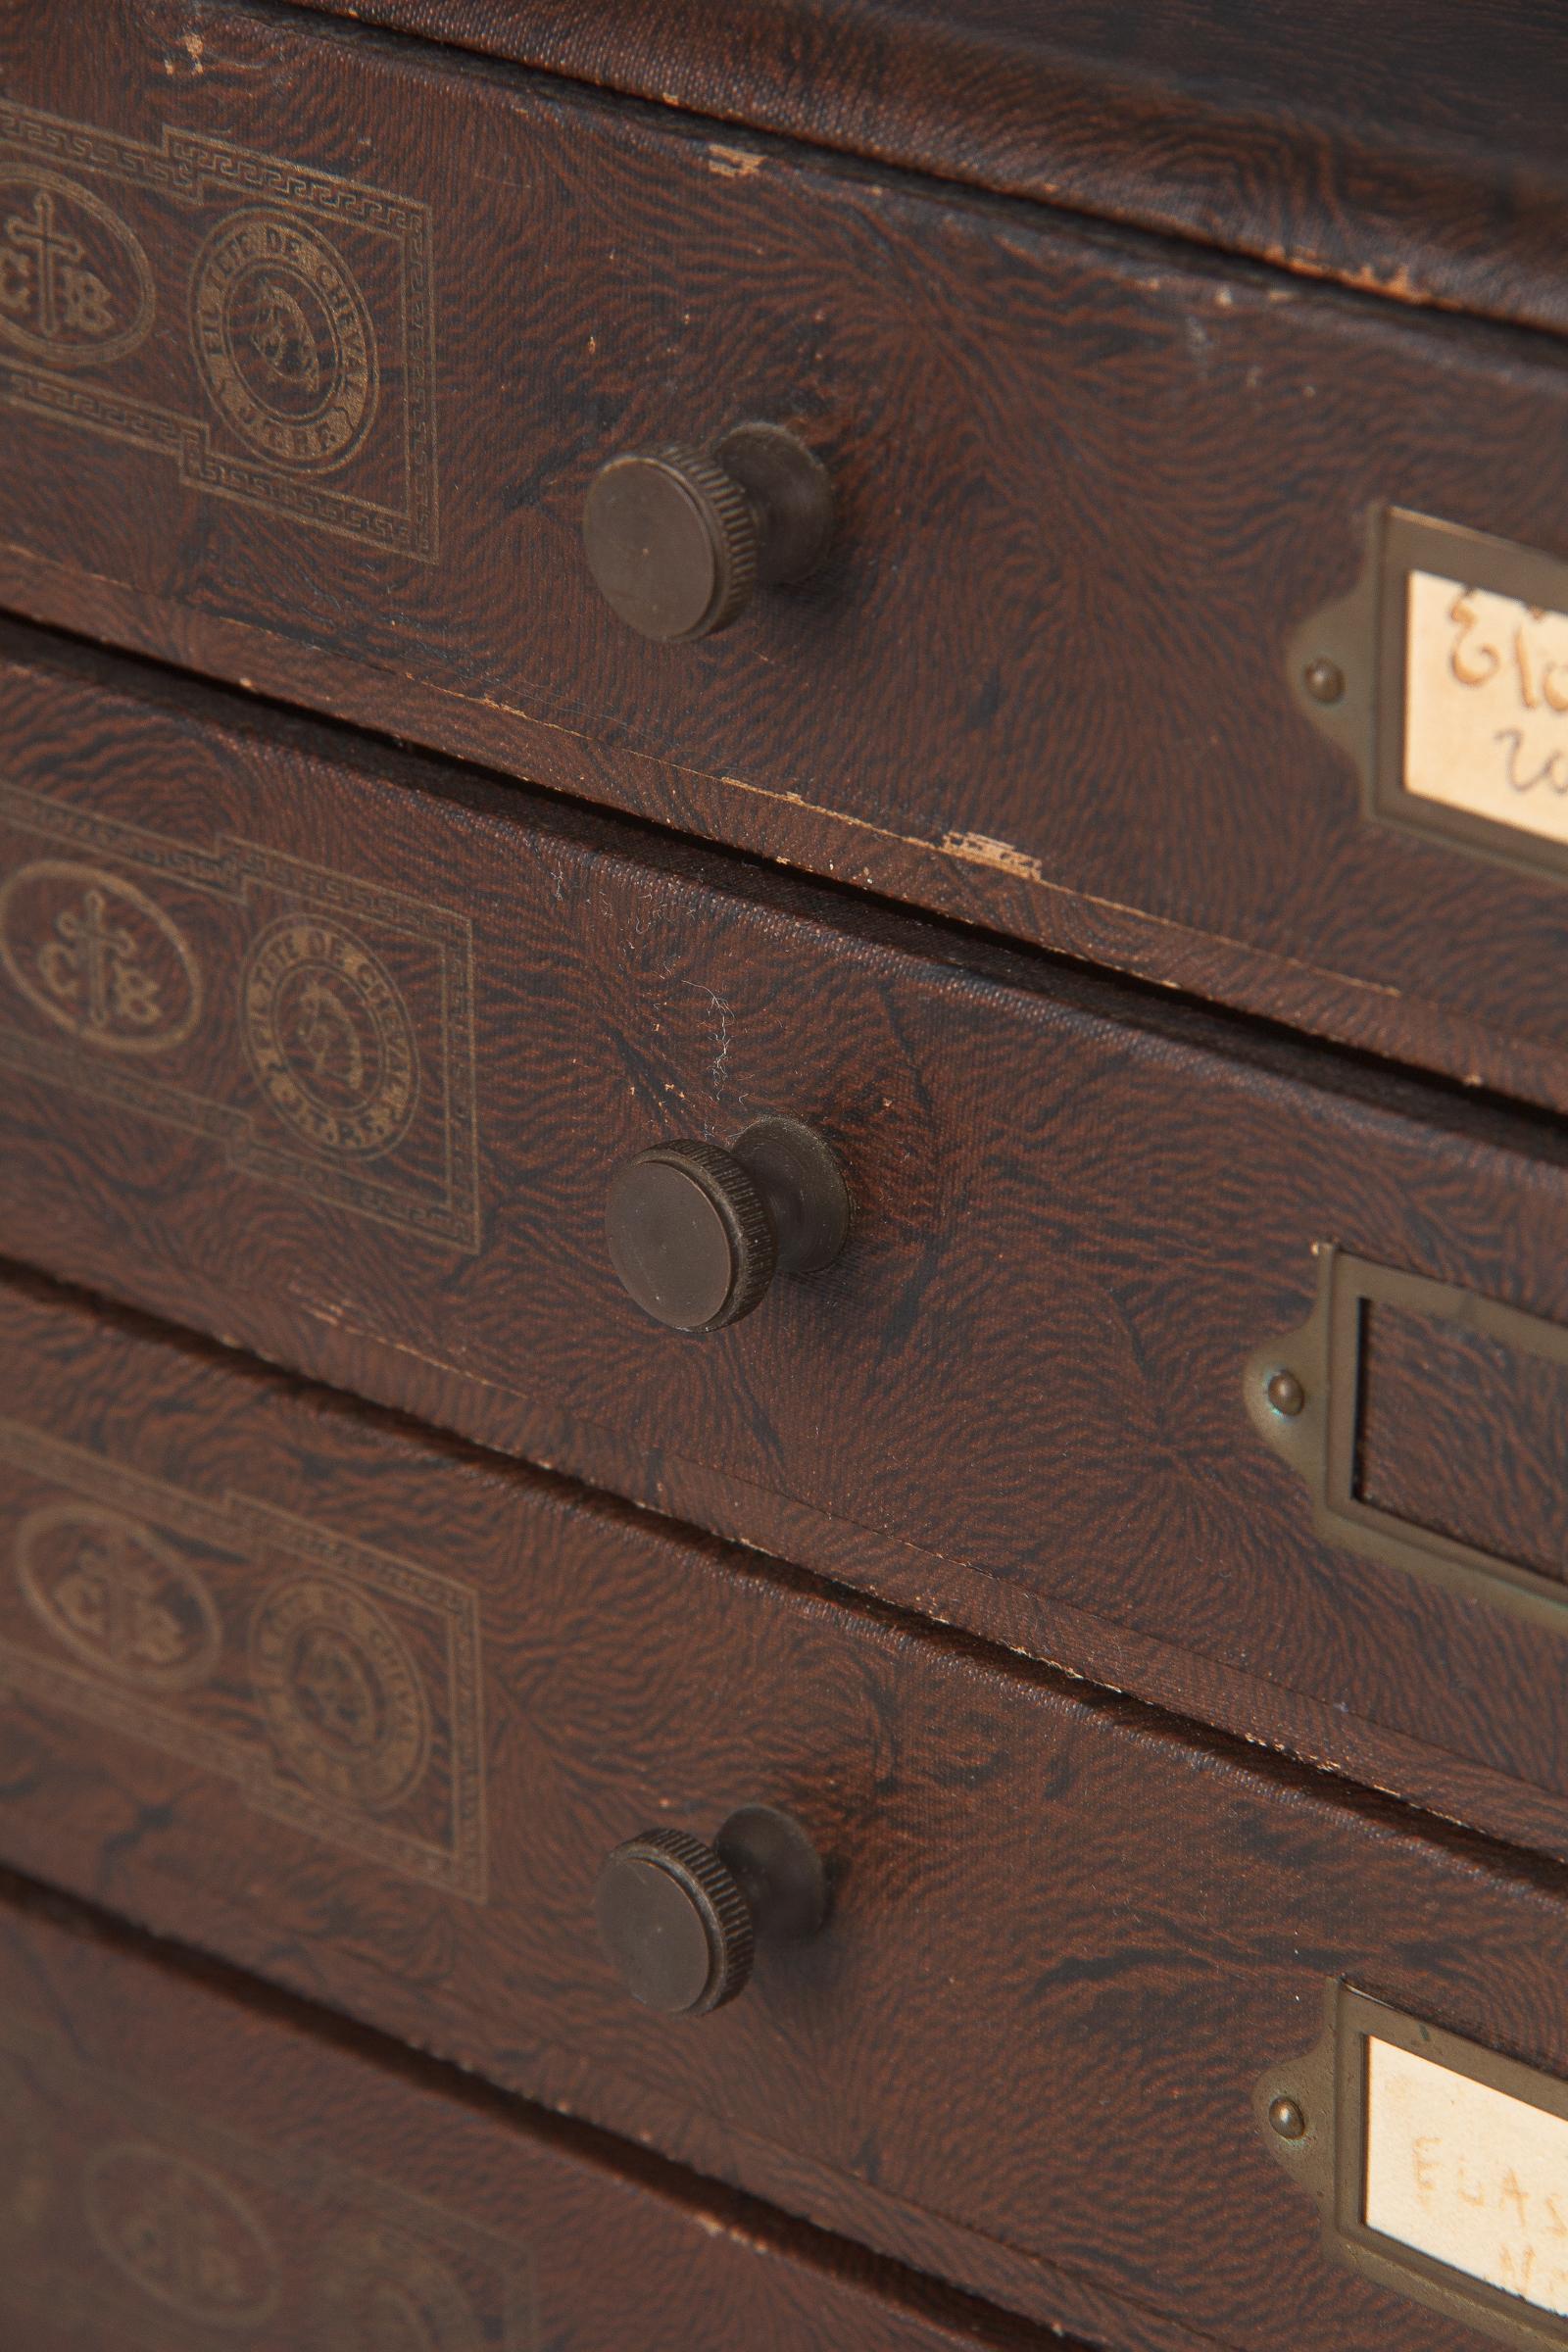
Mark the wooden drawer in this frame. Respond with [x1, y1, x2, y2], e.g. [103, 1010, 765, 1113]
[11, 627, 1568, 1860]
[9, 1270, 1568, 2351]
[6, 2, 1568, 1109]
[0, 1876, 1049, 2352]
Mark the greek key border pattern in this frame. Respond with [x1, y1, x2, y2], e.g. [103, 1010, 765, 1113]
[0, 101, 438, 558]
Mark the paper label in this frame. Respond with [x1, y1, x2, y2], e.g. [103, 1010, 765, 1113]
[1404, 569, 1568, 844]
[1365, 2035, 1568, 2318]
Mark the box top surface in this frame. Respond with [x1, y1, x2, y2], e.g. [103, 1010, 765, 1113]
[284, 0, 1568, 340]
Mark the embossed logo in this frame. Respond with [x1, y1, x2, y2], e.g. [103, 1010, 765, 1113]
[0, 1420, 487, 1895]
[0, 166, 154, 367]
[85, 2144, 281, 2327]
[0, 106, 436, 554]
[0, 859, 202, 1054]
[242, 911, 420, 1157]
[0, 2010, 533, 2347]
[192, 209, 378, 472]
[250, 1576, 432, 1814]
[17, 1503, 220, 1693]
[321, 2228, 486, 2352]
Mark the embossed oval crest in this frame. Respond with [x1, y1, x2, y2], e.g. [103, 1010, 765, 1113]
[17, 1503, 222, 1692]
[241, 911, 419, 1156]
[318, 2227, 485, 2352]
[191, 209, 379, 470]
[250, 1577, 431, 1813]
[85, 2144, 280, 2327]
[0, 859, 203, 1054]
[0, 167, 156, 368]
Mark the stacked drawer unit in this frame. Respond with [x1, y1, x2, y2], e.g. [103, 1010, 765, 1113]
[2, 3, 1568, 2347]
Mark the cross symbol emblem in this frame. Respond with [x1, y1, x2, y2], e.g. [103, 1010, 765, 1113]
[35, 884, 165, 1037]
[0, 185, 114, 341]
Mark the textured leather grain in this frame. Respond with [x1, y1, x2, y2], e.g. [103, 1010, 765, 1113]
[11, 627, 1568, 1862]
[280, 0, 1568, 341]
[0, 1265, 1561, 2352]
[0, 1870, 1060, 2352]
[4, 3, 1568, 1107]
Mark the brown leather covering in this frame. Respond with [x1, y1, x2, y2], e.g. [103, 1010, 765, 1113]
[280, 0, 1568, 341]
[8, 626, 1568, 1859]
[0, 1264, 1562, 2352]
[4, 3, 1568, 1108]
[0, 1870, 1054, 2351]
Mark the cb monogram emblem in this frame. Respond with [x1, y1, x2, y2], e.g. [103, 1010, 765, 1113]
[85, 2145, 281, 2328]
[242, 911, 419, 1157]
[192, 209, 378, 471]
[0, 105, 436, 553]
[0, 2010, 533, 2345]
[0, 166, 154, 367]
[0, 858, 202, 1054]
[17, 1503, 220, 1693]
[250, 1576, 433, 1814]
[2, 1418, 486, 1894]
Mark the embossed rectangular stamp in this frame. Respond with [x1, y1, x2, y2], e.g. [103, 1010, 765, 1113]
[0, 100, 438, 558]
[0, 2006, 534, 2346]
[0, 1417, 488, 1900]
[0, 779, 481, 1251]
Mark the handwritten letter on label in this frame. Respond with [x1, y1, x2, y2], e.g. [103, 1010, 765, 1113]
[1365, 2036, 1568, 2318]
[1404, 570, 1568, 846]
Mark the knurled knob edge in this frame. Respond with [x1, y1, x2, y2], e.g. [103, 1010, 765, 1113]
[625, 1826, 756, 2013]
[655, 446, 759, 635]
[639, 1139, 776, 1328]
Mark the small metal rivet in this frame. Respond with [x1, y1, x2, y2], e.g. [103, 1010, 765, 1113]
[1303, 658, 1345, 705]
[1269, 2095, 1307, 2141]
[1266, 1370, 1306, 1417]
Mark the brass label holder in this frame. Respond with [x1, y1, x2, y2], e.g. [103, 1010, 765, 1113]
[1293, 507, 1568, 884]
[1258, 1986, 1568, 2349]
[1247, 1246, 1568, 1630]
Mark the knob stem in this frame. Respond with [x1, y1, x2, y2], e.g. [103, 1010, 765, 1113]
[731, 1116, 850, 1278]
[713, 424, 834, 588]
[596, 1807, 828, 2018]
[606, 1115, 849, 1333]
[713, 1804, 830, 1943]
[583, 423, 832, 642]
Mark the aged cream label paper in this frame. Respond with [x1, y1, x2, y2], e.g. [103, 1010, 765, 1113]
[1365, 2036, 1568, 2318]
[1405, 570, 1568, 844]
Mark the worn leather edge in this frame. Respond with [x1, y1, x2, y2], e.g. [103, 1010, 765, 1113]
[8, 539, 1568, 1124]
[271, 0, 1568, 343]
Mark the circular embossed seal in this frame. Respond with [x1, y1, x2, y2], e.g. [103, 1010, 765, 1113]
[17, 1502, 221, 1693]
[317, 2226, 486, 2352]
[0, 859, 203, 1055]
[0, 167, 156, 368]
[84, 2143, 281, 2328]
[191, 207, 378, 470]
[241, 912, 418, 1158]
[250, 1577, 431, 1814]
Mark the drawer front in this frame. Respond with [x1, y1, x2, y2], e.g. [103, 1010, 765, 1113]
[0, 1879, 1035, 2352]
[11, 630, 1568, 1858]
[6, 1273, 1568, 2352]
[5, 3, 1568, 1110]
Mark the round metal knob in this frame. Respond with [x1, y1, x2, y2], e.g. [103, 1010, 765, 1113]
[583, 422, 833, 642]
[605, 1115, 850, 1334]
[594, 1806, 828, 2019]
